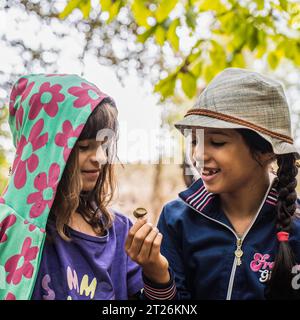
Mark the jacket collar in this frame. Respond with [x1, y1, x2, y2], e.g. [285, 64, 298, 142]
[179, 175, 279, 222]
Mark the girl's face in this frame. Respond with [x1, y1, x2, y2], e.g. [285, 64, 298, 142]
[191, 128, 272, 194]
[77, 139, 107, 192]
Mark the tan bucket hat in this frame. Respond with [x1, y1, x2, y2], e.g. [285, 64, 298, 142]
[175, 68, 300, 159]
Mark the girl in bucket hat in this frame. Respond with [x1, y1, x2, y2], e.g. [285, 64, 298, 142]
[126, 68, 300, 300]
[0, 74, 143, 300]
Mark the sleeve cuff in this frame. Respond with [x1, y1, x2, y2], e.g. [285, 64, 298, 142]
[142, 270, 177, 300]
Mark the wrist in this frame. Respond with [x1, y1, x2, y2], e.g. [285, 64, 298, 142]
[142, 267, 170, 284]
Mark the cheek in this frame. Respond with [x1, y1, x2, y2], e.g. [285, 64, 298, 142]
[78, 154, 87, 168]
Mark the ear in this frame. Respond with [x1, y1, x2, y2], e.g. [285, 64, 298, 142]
[258, 152, 276, 166]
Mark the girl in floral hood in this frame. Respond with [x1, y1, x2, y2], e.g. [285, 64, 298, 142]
[0, 74, 143, 300]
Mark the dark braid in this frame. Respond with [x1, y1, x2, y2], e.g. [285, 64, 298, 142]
[237, 129, 300, 299]
[265, 153, 300, 299]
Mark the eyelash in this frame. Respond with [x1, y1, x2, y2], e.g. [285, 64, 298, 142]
[79, 145, 89, 151]
[191, 140, 226, 147]
[211, 141, 226, 147]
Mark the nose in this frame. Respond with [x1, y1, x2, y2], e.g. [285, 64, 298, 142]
[192, 143, 208, 167]
[91, 145, 107, 166]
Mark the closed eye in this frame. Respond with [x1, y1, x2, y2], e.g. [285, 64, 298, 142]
[211, 141, 226, 147]
[79, 145, 89, 151]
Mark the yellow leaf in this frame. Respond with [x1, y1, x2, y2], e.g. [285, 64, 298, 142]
[132, 0, 152, 28]
[79, 0, 91, 19]
[190, 61, 202, 77]
[155, 0, 178, 23]
[279, 0, 287, 11]
[267, 52, 280, 70]
[167, 18, 180, 51]
[178, 72, 197, 99]
[254, 0, 264, 10]
[107, 0, 122, 22]
[137, 26, 156, 43]
[59, 0, 82, 19]
[198, 0, 227, 13]
[155, 25, 166, 46]
[231, 53, 245, 68]
[154, 73, 177, 99]
[100, 0, 112, 11]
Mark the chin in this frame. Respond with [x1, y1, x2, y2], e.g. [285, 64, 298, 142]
[203, 183, 222, 194]
[81, 184, 96, 192]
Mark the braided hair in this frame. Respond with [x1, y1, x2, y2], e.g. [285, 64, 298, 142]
[265, 154, 299, 299]
[237, 129, 300, 299]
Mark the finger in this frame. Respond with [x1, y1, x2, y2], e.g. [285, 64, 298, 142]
[149, 232, 163, 259]
[137, 227, 159, 261]
[127, 222, 154, 256]
[125, 217, 148, 250]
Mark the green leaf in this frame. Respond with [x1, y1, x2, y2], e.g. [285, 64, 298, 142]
[155, 0, 178, 23]
[155, 25, 166, 46]
[203, 64, 217, 83]
[198, 0, 227, 13]
[167, 18, 180, 51]
[59, 0, 82, 19]
[279, 0, 287, 11]
[132, 0, 152, 28]
[231, 53, 245, 68]
[185, 6, 197, 30]
[254, 0, 264, 10]
[154, 73, 177, 99]
[178, 72, 197, 99]
[267, 52, 280, 70]
[247, 27, 258, 51]
[209, 40, 227, 69]
[190, 61, 202, 77]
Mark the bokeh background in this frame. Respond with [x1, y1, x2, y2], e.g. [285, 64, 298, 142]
[1, 0, 300, 224]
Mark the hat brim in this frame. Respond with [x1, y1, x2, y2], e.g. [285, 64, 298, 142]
[175, 114, 300, 159]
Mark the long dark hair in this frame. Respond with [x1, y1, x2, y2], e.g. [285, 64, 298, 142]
[49, 98, 118, 240]
[238, 128, 299, 299]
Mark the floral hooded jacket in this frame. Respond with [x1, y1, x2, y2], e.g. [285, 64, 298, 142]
[0, 74, 113, 300]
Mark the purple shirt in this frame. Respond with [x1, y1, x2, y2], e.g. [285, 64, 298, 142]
[31, 212, 143, 300]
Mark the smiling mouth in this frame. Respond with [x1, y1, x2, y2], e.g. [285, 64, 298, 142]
[201, 168, 221, 176]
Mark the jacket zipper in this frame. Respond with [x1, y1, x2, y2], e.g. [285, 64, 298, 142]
[181, 179, 274, 300]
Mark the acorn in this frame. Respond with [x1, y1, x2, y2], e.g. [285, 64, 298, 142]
[133, 207, 148, 219]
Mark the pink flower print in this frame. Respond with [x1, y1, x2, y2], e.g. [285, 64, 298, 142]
[55, 120, 84, 162]
[5, 293, 16, 300]
[15, 105, 24, 131]
[24, 220, 37, 232]
[0, 214, 17, 243]
[29, 82, 65, 120]
[27, 163, 60, 219]
[68, 82, 106, 110]
[5, 237, 38, 285]
[12, 119, 48, 189]
[0, 197, 5, 204]
[9, 78, 34, 117]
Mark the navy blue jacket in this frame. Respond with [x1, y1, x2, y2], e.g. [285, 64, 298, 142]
[157, 177, 300, 300]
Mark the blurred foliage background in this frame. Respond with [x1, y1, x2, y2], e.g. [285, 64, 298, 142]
[1, 0, 300, 220]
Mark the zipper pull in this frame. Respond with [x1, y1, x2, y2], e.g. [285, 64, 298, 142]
[235, 238, 243, 266]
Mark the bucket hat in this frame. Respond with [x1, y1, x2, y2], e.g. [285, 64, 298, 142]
[175, 68, 300, 159]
